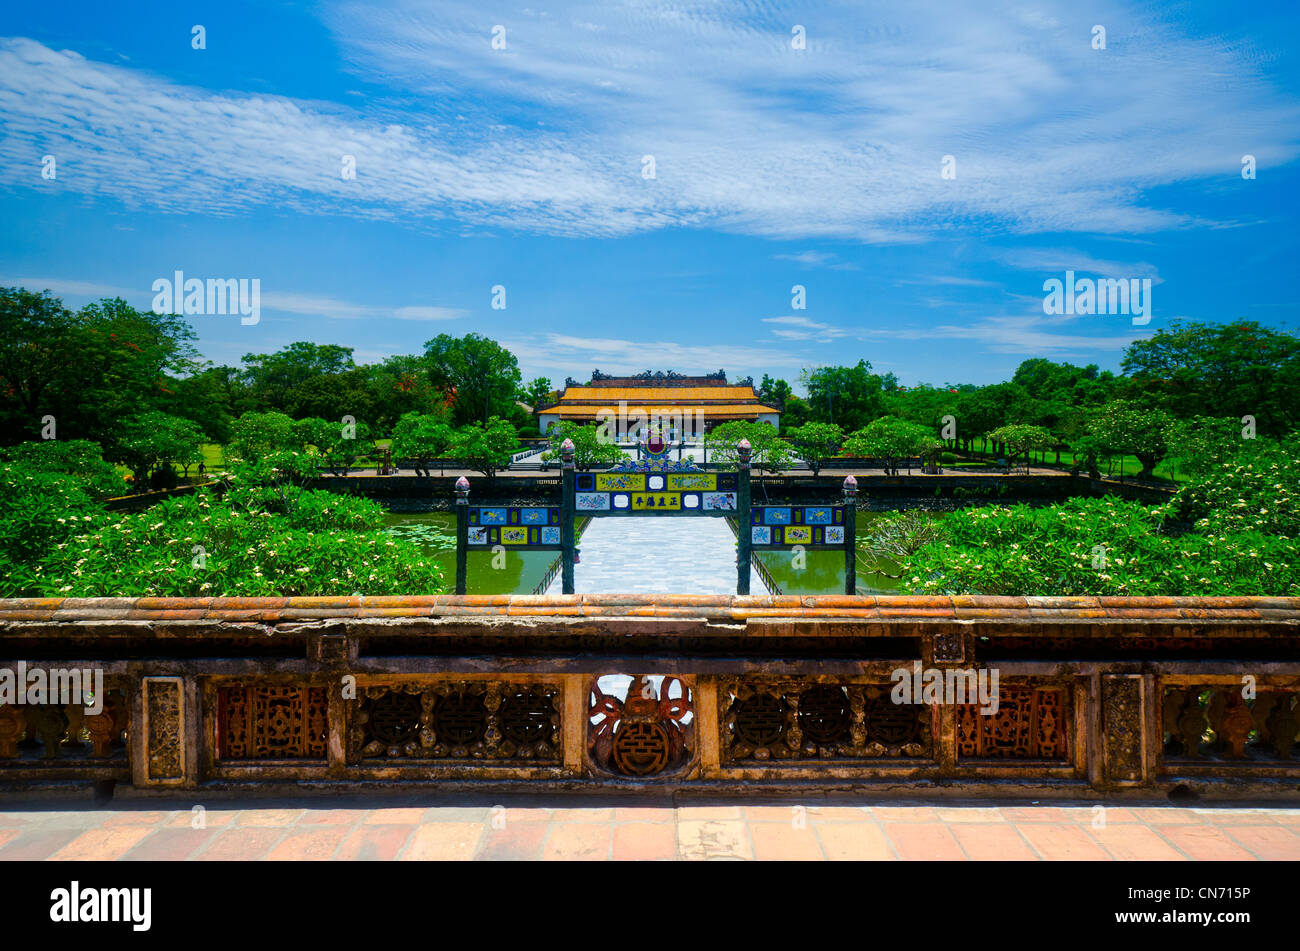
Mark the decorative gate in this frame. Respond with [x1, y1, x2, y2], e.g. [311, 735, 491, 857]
[454, 437, 858, 595]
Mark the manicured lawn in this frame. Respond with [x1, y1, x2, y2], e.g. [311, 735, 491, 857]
[958, 448, 1187, 483]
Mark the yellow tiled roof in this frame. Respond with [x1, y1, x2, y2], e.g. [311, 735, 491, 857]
[556, 386, 760, 402]
[539, 404, 779, 418]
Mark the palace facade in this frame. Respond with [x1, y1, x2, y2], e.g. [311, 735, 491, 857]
[536, 370, 780, 437]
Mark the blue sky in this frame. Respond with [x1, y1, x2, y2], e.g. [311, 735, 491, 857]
[1, 0, 1298, 391]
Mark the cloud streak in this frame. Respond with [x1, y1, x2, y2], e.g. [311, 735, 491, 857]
[1, 0, 1296, 241]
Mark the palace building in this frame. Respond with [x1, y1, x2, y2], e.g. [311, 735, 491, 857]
[536, 370, 780, 437]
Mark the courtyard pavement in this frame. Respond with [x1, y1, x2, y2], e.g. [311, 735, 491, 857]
[1, 798, 1298, 860]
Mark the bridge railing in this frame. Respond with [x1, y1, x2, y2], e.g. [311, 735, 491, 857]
[1, 596, 1296, 798]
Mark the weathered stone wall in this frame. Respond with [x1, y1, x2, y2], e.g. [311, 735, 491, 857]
[0, 596, 1295, 800]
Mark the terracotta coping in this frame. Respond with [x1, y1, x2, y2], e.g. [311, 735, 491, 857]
[0, 595, 1297, 625]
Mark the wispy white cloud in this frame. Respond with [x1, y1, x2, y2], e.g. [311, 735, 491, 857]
[1, 0, 1296, 241]
[860, 314, 1150, 356]
[0, 276, 136, 299]
[261, 292, 465, 321]
[908, 276, 1003, 288]
[774, 251, 859, 270]
[994, 247, 1165, 284]
[0, 274, 465, 322]
[761, 315, 851, 341]
[761, 307, 1150, 356]
[501, 331, 802, 382]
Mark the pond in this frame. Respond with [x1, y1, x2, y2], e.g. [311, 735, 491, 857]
[384, 509, 913, 596]
[754, 511, 906, 595]
[382, 512, 561, 595]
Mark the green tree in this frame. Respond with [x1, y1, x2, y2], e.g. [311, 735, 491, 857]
[241, 342, 356, 413]
[779, 395, 812, 428]
[390, 413, 456, 476]
[1121, 320, 1300, 435]
[986, 423, 1055, 474]
[0, 290, 198, 446]
[1087, 400, 1176, 480]
[66, 299, 199, 440]
[521, 377, 555, 411]
[284, 368, 379, 425]
[843, 416, 940, 475]
[955, 382, 1025, 453]
[160, 364, 252, 444]
[228, 411, 304, 464]
[801, 361, 886, 431]
[757, 375, 793, 412]
[0, 288, 76, 438]
[424, 333, 523, 426]
[705, 421, 795, 475]
[541, 422, 626, 471]
[294, 417, 374, 477]
[452, 417, 519, 478]
[883, 385, 960, 443]
[782, 422, 843, 476]
[110, 411, 206, 487]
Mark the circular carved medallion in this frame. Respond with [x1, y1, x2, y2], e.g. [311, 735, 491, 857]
[798, 686, 850, 745]
[499, 690, 553, 744]
[368, 693, 422, 745]
[734, 694, 787, 747]
[611, 721, 671, 776]
[434, 691, 487, 745]
[865, 695, 919, 745]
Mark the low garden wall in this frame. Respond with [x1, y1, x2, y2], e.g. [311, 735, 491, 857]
[0, 595, 1295, 800]
[307, 472, 1166, 508]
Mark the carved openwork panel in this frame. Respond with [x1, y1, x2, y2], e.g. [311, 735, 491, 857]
[349, 682, 561, 762]
[720, 681, 932, 762]
[145, 677, 185, 782]
[931, 632, 966, 664]
[588, 676, 694, 778]
[217, 683, 327, 760]
[0, 685, 129, 765]
[1101, 674, 1145, 784]
[1162, 685, 1299, 761]
[956, 683, 1071, 761]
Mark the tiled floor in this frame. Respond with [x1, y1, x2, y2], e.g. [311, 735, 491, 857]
[549, 516, 743, 594]
[2, 799, 1298, 860]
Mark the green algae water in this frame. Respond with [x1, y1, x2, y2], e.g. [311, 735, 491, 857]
[382, 512, 559, 595]
[753, 511, 906, 595]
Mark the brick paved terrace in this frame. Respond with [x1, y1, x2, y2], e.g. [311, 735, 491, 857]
[3, 798, 1299, 861]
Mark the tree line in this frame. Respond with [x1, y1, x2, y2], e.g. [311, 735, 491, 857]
[3, 285, 1298, 487]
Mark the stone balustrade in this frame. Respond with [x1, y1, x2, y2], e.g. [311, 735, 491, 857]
[0, 595, 1296, 799]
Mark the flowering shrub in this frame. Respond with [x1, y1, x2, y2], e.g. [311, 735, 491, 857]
[0, 464, 104, 596]
[903, 496, 1299, 596]
[28, 489, 446, 598]
[0, 440, 125, 499]
[1165, 440, 1299, 537]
